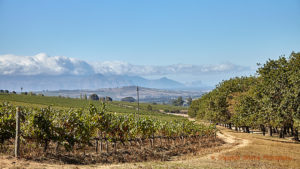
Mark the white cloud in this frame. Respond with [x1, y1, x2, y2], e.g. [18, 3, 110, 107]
[0, 53, 251, 76]
[0, 53, 94, 75]
[92, 62, 250, 76]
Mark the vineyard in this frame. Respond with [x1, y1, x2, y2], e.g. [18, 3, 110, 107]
[0, 93, 186, 121]
[0, 102, 221, 164]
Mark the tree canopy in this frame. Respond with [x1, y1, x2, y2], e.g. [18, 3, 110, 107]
[188, 52, 300, 140]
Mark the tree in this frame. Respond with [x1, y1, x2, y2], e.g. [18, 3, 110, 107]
[89, 94, 99, 101]
[181, 52, 300, 140]
[284, 52, 300, 140]
[99, 97, 106, 102]
[99, 97, 112, 102]
[147, 105, 153, 111]
[105, 96, 113, 102]
[121, 97, 136, 102]
[187, 97, 192, 106]
[232, 94, 260, 133]
[172, 96, 184, 106]
[257, 56, 291, 137]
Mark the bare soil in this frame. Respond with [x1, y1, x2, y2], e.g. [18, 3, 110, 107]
[0, 136, 224, 168]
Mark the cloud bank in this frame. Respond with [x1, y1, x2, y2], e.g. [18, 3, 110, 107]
[0, 53, 251, 76]
[0, 53, 94, 75]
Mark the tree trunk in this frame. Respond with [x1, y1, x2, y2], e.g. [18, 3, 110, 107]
[99, 132, 103, 153]
[160, 137, 162, 146]
[246, 126, 250, 133]
[279, 127, 284, 138]
[293, 129, 299, 141]
[44, 139, 48, 152]
[269, 126, 273, 136]
[284, 126, 288, 135]
[114, 142, 117, 153]
[55, 142, 60, 154]
[274, 127, 278, 134]
[229, 123, 232, 129]
[260, 125, 265, 136]
[106, 140, 109, 153]
[95, 139, 98, 153]
[243, 127, 247, 133]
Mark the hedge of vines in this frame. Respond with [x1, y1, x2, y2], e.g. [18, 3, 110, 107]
[0, 102, 216, 153]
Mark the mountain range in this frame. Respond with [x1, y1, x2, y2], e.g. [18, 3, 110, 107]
[37, 86, 204, 102]
[0, 74, 210, 92]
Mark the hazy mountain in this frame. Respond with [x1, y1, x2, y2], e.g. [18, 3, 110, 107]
[0, 74, 186, 91]
[36, 86, 204, 102]
[184, 80, 213, 91]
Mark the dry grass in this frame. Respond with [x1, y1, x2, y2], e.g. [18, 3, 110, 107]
[106, 127, 300, 169]
[215, 128, 300, 169]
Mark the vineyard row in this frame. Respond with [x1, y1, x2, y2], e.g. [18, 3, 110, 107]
[0, 102, 217, 154]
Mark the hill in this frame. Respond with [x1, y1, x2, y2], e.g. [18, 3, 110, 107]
[0, 74, 187, 91]
[35, 86, 204, 103]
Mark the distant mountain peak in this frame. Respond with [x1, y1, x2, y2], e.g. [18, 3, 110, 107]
[0, 74, 184, 91]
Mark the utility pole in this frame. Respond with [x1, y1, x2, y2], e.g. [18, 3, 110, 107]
[137, 86, 140, 121]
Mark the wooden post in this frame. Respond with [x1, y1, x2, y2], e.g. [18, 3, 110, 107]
[15, 107, 20, 158]
[137, 86, 139, 121]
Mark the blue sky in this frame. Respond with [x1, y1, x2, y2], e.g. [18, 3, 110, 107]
[0, 0, 299, 85]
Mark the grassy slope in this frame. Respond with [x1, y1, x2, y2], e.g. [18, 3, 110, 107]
[0, 93, 185, 121]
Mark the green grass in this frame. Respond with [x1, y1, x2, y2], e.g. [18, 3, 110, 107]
[0, 93, 186, 121]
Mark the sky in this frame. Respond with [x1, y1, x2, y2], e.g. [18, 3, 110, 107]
[0, 0, 300, 86]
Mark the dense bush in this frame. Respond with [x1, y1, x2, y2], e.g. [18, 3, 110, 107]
[89, 94, 99, 101]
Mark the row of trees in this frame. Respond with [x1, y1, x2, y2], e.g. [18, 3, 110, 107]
[172, 96, 192, 106]
[189, 52, 300, 140]
[0, 90, 44, 96]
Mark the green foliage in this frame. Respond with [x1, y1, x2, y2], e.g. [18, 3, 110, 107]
[89, 94, 99, 101]
[0, 93, 187, 121]
[172, 96, 184, 106]
[147, 104, 153, 111]
[187, 97, 192, 106]
[0, 102, 215, 151]
[189, 52, 300, 139]
[0, 102, 16, 144]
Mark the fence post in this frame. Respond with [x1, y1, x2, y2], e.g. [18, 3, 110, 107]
[15, 107, 20, 158]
